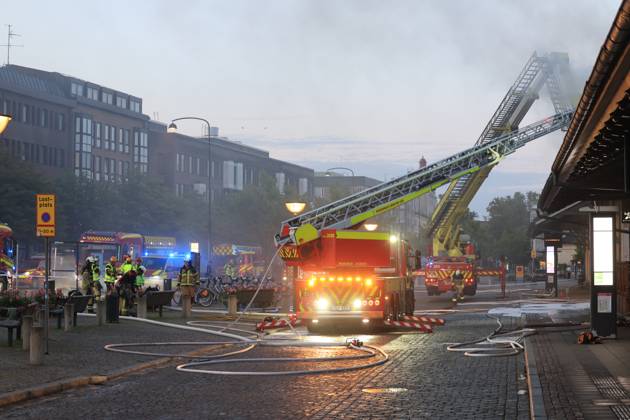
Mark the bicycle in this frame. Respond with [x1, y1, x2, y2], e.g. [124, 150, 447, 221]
[170, 277, 216, 307]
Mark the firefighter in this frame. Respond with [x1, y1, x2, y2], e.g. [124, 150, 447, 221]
[80, 256, 99, 312]
[451, 269, 465, 303]
[133, 257, 146, 294]
[224, 259, 236, 279]
[178, 258, 199, 302]
[104, 256, 118, 293]
[117, 255, 137, 316]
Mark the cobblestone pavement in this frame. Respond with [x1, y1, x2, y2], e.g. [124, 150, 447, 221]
[1, 313, 529, 419]
[0, 312, 240, 394]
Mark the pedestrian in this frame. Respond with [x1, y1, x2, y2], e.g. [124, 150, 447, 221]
[451, 269, 464, 303]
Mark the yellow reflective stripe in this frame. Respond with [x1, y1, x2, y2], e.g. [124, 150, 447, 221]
[335, 231, 389, 241]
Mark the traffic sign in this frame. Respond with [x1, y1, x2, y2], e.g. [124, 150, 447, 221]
[36, 194, 56, 237]
[516, 265, 524, 279]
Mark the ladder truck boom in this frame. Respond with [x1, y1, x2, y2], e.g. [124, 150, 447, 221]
[428, 52, 575, 255]
[275, 111, 572, 248]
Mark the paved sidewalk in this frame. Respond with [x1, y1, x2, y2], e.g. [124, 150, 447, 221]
[528, 326, 630, 419]
[0, 311, 240, 395]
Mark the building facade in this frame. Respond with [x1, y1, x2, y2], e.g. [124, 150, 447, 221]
[0, 65, 150, 182]
[148, 122, 313, 203]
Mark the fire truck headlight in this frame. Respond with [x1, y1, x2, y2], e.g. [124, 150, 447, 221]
[315, 298, 330, 311]
[308, 277, 316, 288]
[353, 298, 362, 310]
[365, 278, 373, 287]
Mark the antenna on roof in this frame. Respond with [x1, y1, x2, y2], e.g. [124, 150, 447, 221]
[1, 24, 23, 66]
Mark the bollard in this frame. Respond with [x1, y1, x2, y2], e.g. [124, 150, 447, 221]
[29, 325, 44, 365]
[21, 315, 33, 351]
[182, 295, 192, 318]
[137, 294, 147, 319]
[63, 303, 74, 332]
[228, 294, 238, 316]
[96, 298, 106, 326]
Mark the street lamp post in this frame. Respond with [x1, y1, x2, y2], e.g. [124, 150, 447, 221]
[167, 117, 213, 274]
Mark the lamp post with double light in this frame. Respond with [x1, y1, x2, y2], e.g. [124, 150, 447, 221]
[283, 201, 307, 312]
[167, 117, 213, 274]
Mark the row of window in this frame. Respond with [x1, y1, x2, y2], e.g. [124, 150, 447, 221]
[73, 114, 149, 175]
[4, 138, 65, 168]
[175, 183, 214, 200]
[71, 81, 141, 113]
[175, 153, 214, 177]
[1, 98, 65, 131]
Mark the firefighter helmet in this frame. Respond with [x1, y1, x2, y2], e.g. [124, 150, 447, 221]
[110, 256, 118, 263]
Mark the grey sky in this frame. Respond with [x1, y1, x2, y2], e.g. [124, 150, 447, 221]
[6, 1, 621, 214]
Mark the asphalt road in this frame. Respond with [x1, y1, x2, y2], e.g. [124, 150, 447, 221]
[2, 279, 568, 419]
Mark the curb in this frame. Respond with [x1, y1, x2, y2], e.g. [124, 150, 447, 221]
[0, 342, 230, 409]
[523, 338, 547, 420]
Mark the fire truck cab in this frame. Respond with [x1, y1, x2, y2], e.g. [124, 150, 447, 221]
[284, 230, 416, 332]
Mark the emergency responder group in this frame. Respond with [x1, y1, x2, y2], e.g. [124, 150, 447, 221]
[81, 254, 198, 316]
[80, 254, 146, 316]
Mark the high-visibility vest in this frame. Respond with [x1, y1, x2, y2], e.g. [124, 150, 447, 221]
[179, 267, 198, 286]
[105, 263, 117, 283]
[134, 264, 146, 286]
[121, 262, 133, 275]
[91, 264, 100, 282]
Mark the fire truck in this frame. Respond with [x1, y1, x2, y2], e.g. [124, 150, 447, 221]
[212, 243, 264, 277]
[78, 231, 182, 288]
[279, 230, 417, 332]
[275, 106, 572, 331]
[423, 256, 477, 296]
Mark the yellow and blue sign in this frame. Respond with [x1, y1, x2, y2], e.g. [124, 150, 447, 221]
[36, 194, 56, 237]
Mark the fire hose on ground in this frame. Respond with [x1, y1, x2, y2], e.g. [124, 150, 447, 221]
[102, 247, 389, 376]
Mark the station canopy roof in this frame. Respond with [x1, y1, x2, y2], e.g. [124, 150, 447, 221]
[538, 1, 630, 214]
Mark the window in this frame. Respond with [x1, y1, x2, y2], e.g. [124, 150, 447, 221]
[122, 161, 130, 180]
[56, 113, 65, 131]
[176, 153, 185, 172]
[93, 156, 101, 181]
[39, 108, 48, 128]
[299, 178, 309, 196]
[86, 86, 99, 101]
[275, 172, 286, 194]
[193, 183, 208, 200]
[118, 128, 124, 152]
[188, 156, 193, 174]
[175, 184, 184, 198]
[130, 99, 141, 113]
[74, 114, 93, 178]
[110, 125, 116, 150]
[103, 124, 110, 150]
[196, 157, 201, 175]
[132, 130, 148, 173]
[20, 104, 27, 123]
[103, 158, 110, 181]
[109, 159, 116, 182]
[71, 82, 84, 97]
[101, 91, 113, 105]
[94, 122, 101, 148]
[222, 161, 243, 191]
[116, 96, 127, 109]
[123, 129, 130, 153]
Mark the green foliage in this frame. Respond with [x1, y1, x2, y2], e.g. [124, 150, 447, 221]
[461, 192, 538, 265]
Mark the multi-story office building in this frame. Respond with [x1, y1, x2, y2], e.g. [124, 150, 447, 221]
[0, 64, 313, 203]
[0, 65, 150, 183]
[148, 122, 313, 203]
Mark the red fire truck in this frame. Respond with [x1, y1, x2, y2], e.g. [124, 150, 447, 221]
[279, 229, 417, 332]
[423, 256, 477, 296]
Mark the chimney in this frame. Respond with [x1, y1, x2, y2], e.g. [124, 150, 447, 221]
[419, 155, 427, 169]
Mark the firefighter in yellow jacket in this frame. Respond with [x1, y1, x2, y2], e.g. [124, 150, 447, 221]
[178, 259, 199, 302]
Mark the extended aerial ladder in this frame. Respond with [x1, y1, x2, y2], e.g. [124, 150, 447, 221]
[427, 52, 575, 256]
[275, 110, 573, 249]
